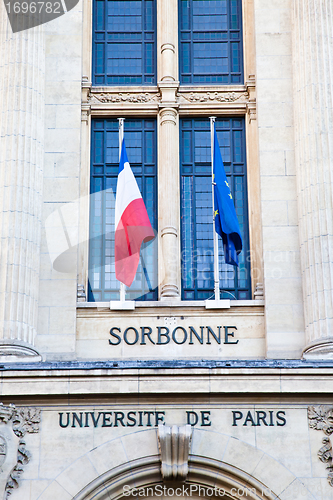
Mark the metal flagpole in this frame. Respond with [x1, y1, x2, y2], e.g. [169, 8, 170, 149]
[210, 116, 220, 301]
[118, 117, 126, 302]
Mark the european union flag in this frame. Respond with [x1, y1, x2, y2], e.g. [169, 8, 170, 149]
[213, 127, 242, 266]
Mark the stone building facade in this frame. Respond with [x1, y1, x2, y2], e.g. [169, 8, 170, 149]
[0, 0, 333, 499]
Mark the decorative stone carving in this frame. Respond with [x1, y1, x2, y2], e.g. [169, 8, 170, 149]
[88, 91, 161, 104]
[0, 404, 15, 424]
[177, 91, 249, 104]
[0, 436, 7, 467]
[11, 408, 41, 438]
[308, 405, 333, 435]
[0, 404, 41, 499]
[308, 406, 333, 486]
[158, 424, 192, 480]
[81, 105, 91, 123]
[5, 440, 31, 498]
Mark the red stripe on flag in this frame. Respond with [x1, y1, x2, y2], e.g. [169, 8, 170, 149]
[115, 198, 155, 287]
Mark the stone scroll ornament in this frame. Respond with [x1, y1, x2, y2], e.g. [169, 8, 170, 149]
[308, 406, 333, 486]
[158, 425, 192, 480]
[0, 404, 41, 499]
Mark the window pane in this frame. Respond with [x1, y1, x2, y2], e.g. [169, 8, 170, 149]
[181, 176, 195, 289]
[89, 119, 158, 301]
[179, 0, 243, 84]
[93, 0, 156, 85]
[180, 118, 250, 300]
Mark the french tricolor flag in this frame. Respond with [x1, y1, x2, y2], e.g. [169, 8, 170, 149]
[115, 139, 155, 287]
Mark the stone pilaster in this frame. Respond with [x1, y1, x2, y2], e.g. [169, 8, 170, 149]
[292, 0, 333, 358]
[157, 0, 179, 102]
[157, 0, 180, 299]
[158, 108, 180, 299]
[0, 12, 44, 359]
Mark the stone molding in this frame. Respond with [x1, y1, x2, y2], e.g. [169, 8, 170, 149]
[303, 338, 333, 360]
[158, 424, 192, 480]
[177, 90, 249, 104]
[159, 107, 178, 126]
[0, 341, 41, 363]
[308, 405, 333, 486]
[161, 43, 176, 54]
[0, 404, 41, 499]
[161, 226, 178, 238]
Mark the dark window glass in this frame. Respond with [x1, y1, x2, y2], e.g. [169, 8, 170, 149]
[89, 119, 158, 301]
[179, 0, 243, 84]
[93, 0, 156, 85]
[180, 118, 250, 300]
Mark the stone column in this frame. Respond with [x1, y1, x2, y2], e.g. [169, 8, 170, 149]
[158, 108, 180, 298]
[157, 0, 178, 89]
[292, 0, 333, 358]
[157, 0, 180, 299]
[0, 12, 44, 360]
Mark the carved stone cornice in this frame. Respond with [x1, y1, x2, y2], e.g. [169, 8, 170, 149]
[158, 424, 192, 480]
[83, 85, 254, 115]
[0, 404, 41, 499]
[308, 405, 333, 486]
[177, 90, 249, 104]
[88, 89, 161, 105]
[85, 88, 162, 116]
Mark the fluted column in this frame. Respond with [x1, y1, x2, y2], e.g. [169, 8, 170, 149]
[292, 0, 333, 358]
[157, 0, 179, 100]
[158, 108, 180, 298]
[0, 11, 44, 359]
[157, 0, 180, 299]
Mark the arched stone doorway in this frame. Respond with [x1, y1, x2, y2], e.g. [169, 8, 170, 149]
[37, 428, 301, 499]
[71, 455, 279, 500]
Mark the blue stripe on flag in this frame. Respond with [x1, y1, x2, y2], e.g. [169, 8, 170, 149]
[118, 138, 128, 173]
